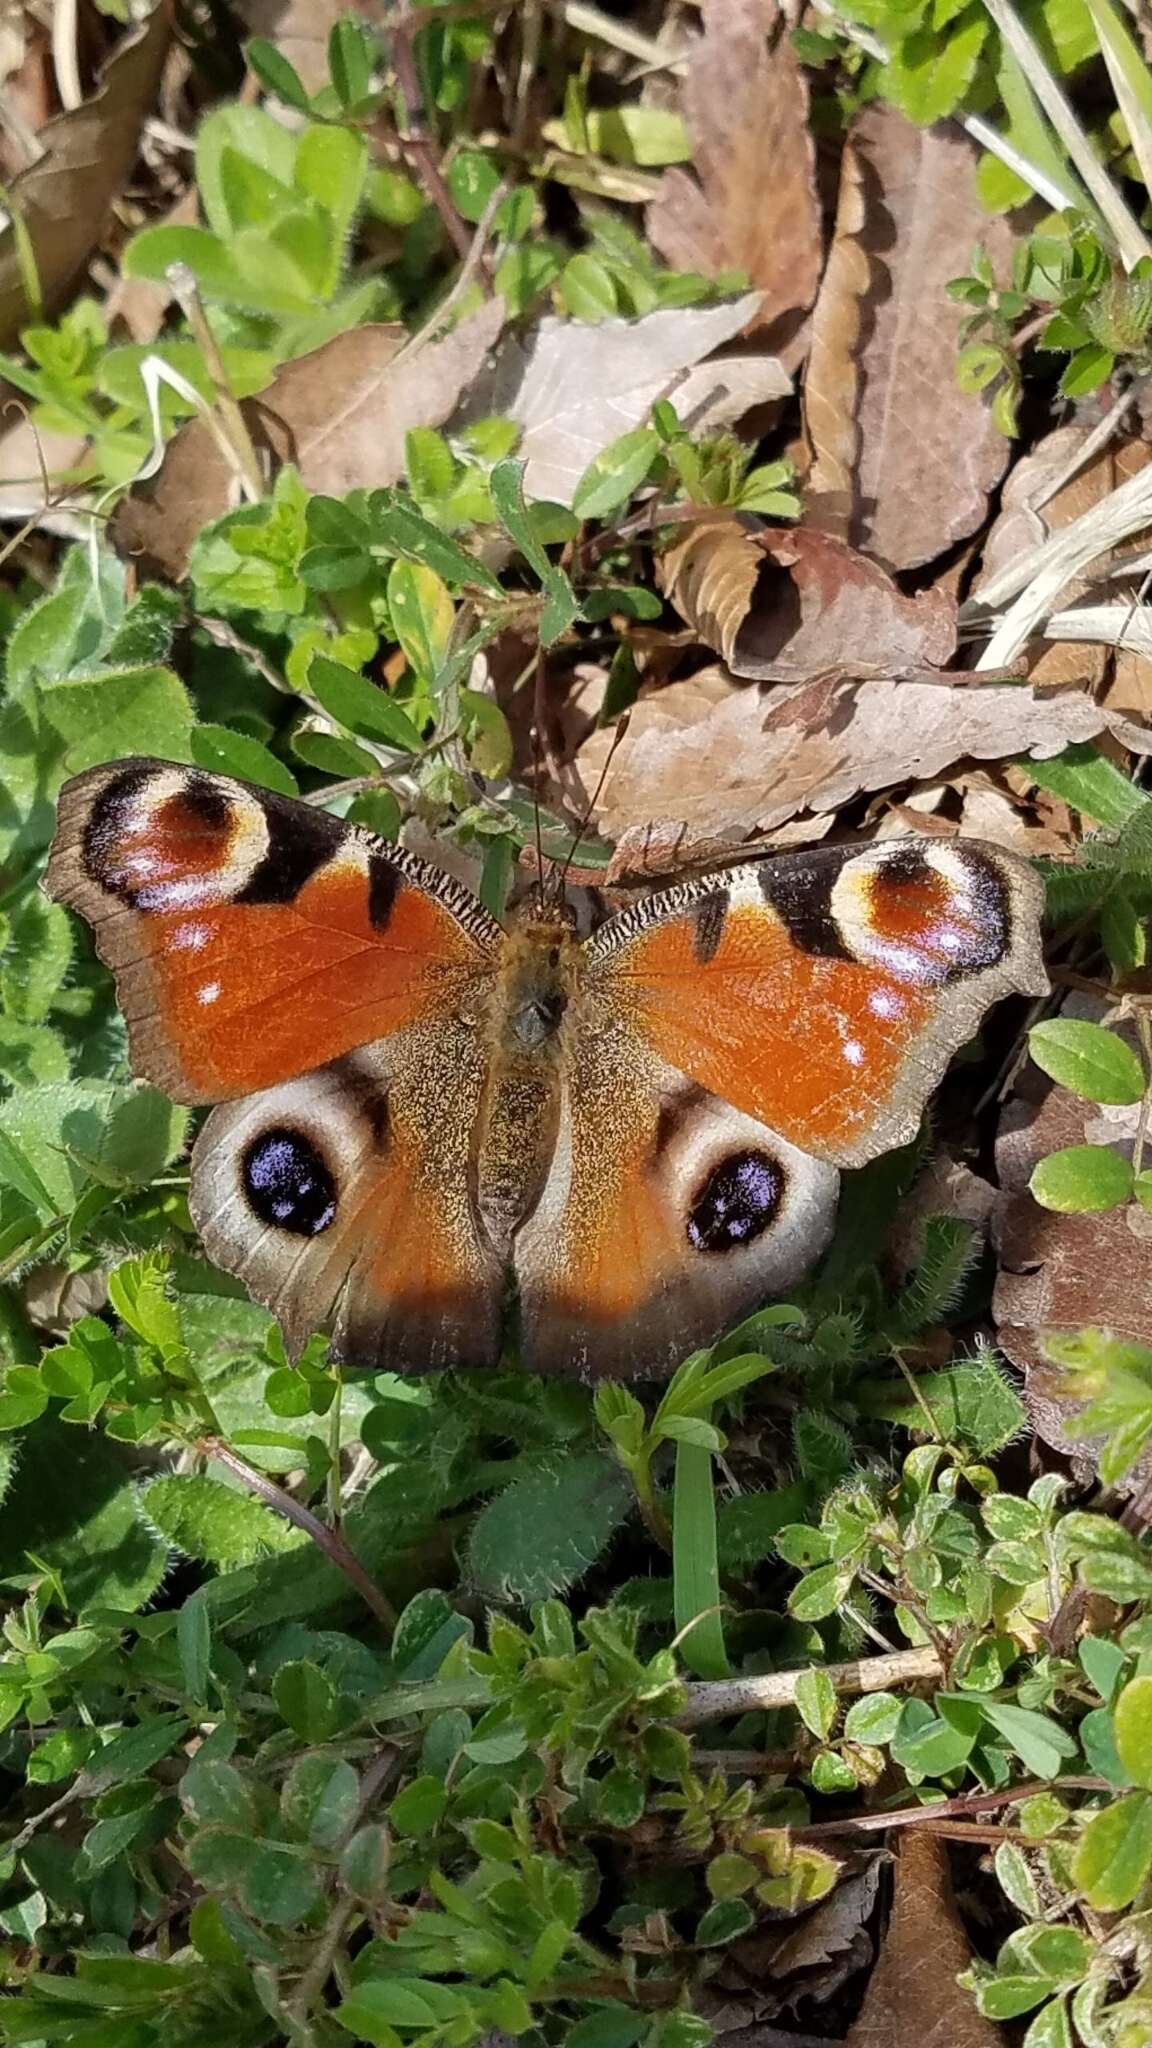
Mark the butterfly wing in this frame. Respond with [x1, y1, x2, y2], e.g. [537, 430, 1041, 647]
[190, 1021, 505, 1372]
[513, 1006, 838, 1378]
[584, 838, 1047, 1168]
[47, 761, 506, 1372]
[45, 760, 500, 1104]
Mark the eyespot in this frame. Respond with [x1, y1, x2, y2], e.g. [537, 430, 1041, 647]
[686, 1149, 784, 1253]
[242, 1127, 337, 1237]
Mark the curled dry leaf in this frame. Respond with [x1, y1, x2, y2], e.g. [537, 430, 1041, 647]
[844, 1831, 1001, 2048]
[581, 670, 1147, 877]
[659, 517, 957, 682]
[464, 293, 775, 507]
[646, 0, 821, 352]
[113, 302, 504, 580]
[803, 107, 1012, 573]
[0, 5, 170, 347]
[975, 424, 1152, 712]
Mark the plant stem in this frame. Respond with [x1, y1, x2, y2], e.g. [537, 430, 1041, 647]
[198, 1436, 398, 1634]
[797, 1774, 1109, 1837]
[676, 1644, 943, 1726]
[166, 265, 265, 501]
[389, 3, 480, 267]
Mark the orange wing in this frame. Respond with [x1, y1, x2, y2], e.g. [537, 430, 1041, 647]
[585, 838, 1047, 1169]
[45, 761, 501, 1103]
[190, 1019, 505, 1372]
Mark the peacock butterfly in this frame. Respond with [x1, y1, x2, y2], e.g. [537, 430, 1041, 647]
[45, 759, 1047, 1378]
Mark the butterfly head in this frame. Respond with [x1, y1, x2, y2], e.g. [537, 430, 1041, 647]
[497, 914, 582, 1052]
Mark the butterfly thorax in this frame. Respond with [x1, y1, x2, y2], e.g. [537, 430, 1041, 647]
[473, 920, 582, 1254]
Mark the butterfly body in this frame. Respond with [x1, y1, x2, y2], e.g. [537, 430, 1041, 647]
[46, 760, 1048, 1380]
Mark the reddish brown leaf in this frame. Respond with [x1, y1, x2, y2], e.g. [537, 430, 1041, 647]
[580, 670, 1142, 877]
[646, 0, 822, 351]
[0, 6, 170, 346]
[844, 1831, 1000, 2048]
[659, 518, 957, 682]
[804, 106, 1013, 573]
[113, 303, 503, 580]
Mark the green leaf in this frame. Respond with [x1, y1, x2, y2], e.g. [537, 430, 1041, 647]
[405, 427, 456, 501]
[488, 460, 579, 645]
[389, 1773, 447, 1837]
[842, 1691, 903, 1744]
[1028, 1019, 1145, 1105]
[191, 724, 298, 796]
[1030, 1144, 1134, 1213]
[1114, 1676, 1152, 1789]
[467, 1452, 632, 1603]
[558, 253, 618, 321]
[673, 1435, 728, 1680]
[886, 8, 987, 122]
[270, 1654, 334, 1736]
[571, 428, 660, 522]
[242, 1843, 322, 1925]
[38, 664, 195, 778]
[309, 654, 423, 750]
[369, 496, 504, 594]
[340, 1824, 392, 1901]
[142, 1474, 300, 1568]
[794, 1666, 837, 1742]
[2, 897, 72, 1023]
[787, 1564, 850, 1622]
[328, 16, 374, 108]
[386, 559, 455, 686]
[1073, 1788, 1152, 1907]
[0, 1422, 167, 1611]
[177, 1588, 211, 1702]
[1028, 748, 1148, 828]
[976, 1698, 1080, 1778]
[245, 37, 312, 112]
[281, 1752, 359, 1848]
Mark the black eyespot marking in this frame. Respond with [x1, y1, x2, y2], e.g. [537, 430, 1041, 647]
[176, 774, 232, 832]
[758, 860, 853, 961]
[367, 853, 402, 929]
[949, 847, 1011, 975]
[242, 1127, 337, 1237]
[691, 889, 728, 965]
[687, 1149, 784, 1254]
[234, 794, 344, 906]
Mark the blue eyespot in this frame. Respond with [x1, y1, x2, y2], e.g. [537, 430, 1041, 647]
[687, 1150, 783, 1253]
[242, 1127, 337, 1237]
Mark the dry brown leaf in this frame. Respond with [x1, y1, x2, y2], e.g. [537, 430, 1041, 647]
[461, 295, 769, 506]
[581, 671, 1143, 876]
[646, 0, 821, 351]
[660, 518, 957, 682]
[0, 6, 170, 346]
[804, 138, 868, 535]
[0, 407, 89, 536]
[803, 106, 1012, 573]
[114, 304, 503, 580]
[844, 1832, 1000, 2048]
[975, 425, 1152, 709]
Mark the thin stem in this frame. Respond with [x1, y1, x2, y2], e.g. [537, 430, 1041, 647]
[389, 4, 479, 267]
[676, 1644, 943, 1726]
[166, 266, 265, 502]
[797, 1774, 1110, 1838]
[199, 1436, 398, 1634]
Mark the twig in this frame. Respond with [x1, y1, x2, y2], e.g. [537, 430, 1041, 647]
[797, 1775, 1109, 1838]
[389, 3, 481, 268]
[675, 1645, 943, 1727]
[391, 175, 510, 364]
[166, 266, 265, 503]
[199, 1436, 398, 1634]
[1028, 381, 1146, 512]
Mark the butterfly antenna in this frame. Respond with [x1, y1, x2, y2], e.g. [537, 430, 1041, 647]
[531, 647, 548, 915]
[557, 710, 631, 896]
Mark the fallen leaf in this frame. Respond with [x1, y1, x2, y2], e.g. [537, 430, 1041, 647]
[0, 6, 170, 346]
[804, 106, 1012, 574]
[113, 303, 503, 580]
[975, 425, 1152, 711]
[464, 293, 766, 507]
[659, 518, 957, 682]
[844, 1831, 1001, 2048]
[0, 406, 90, 537]
[646, 0, 821, 352]
[581, 671, 1146, 876]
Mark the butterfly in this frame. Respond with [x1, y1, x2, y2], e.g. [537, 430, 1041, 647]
[45, 759, 1047, 1380]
